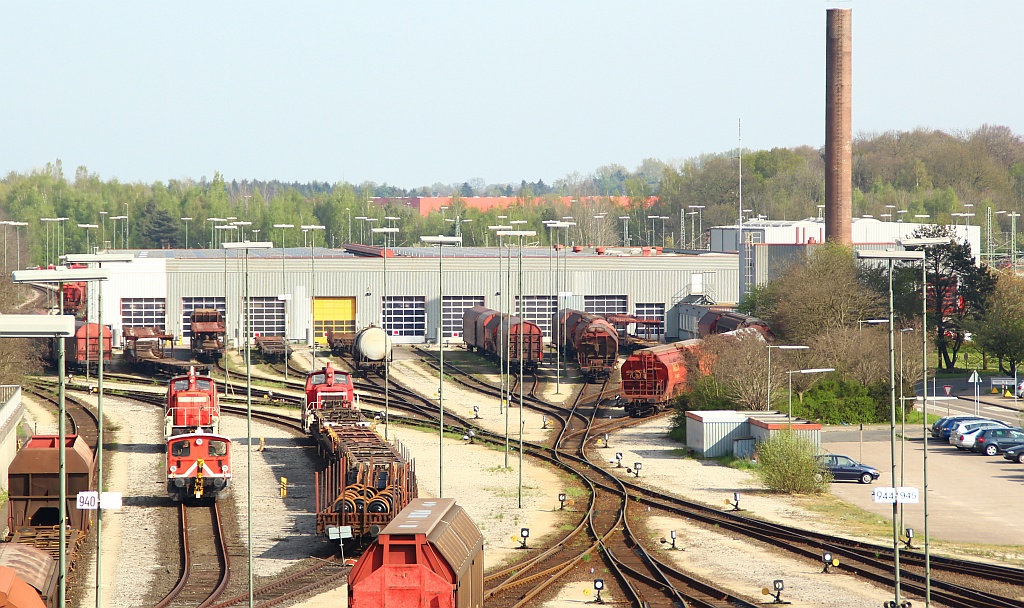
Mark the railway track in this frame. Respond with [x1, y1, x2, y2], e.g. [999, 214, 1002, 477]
[155, 503, 230, 608]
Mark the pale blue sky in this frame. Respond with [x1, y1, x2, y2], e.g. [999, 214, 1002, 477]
[2, 2, 1021, 188]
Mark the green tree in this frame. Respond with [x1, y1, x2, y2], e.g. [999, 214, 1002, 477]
[967, 271, 1024, 374]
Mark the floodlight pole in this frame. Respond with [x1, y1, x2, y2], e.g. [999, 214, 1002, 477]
[373, 227, 399, 440]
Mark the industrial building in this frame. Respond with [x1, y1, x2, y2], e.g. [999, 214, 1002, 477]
[77, 245, 740, 348]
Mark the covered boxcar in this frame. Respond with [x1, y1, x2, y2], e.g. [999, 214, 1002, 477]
[166, 432, 232, 502]
[353, 326, 392, 375]
[7, 435, 94, 532]
[461, 306, 498, 354]
[51, 321, 112, 373]
[188, 309, 225, 362]
[697, 310, 774, 340]
[349, 498, 483, 608]
[552, 309, 619, 381]
[165, 367, 220, 438]
[620, 340, 704, 417]
[499, 316, 544, 371]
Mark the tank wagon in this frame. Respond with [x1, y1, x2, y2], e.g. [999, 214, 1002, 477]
[188, 309, 226, 362]
[166, 432, 232, 502]
[307, 363, 417, 545]
[552, 309, 619, 381]
[698, 310, 774, 340]
[48, 321, 112, 373]
[349, 498, 483, 608]
[461, 306, 543, 371]
[353, 326, 392, 376]
[620, 340, 706, 416]
[165, 367, 220, 438]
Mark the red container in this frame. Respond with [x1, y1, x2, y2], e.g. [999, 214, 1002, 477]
[620, 340, 704, 416]
[349, 498, 483, 608]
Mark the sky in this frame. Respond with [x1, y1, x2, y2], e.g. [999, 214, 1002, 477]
[2, 2, 1022, 189]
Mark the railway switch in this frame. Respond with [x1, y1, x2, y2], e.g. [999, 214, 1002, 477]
[633, 462, 642, 477]
[591, 579, 605, 604]
[613, 452, 623, 467]
[725, 491, 744, 512]
[761, 579, 790, 604]
[660, 529, 679, 550]
[558, 493, 567, 510]
[821, 551, 839, 573]
[519, 527, 529, 549]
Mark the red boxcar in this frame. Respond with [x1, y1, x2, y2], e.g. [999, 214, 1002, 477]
[461, 306, 498, 354]
[165, 367, 220, 439]
[499, 316, 544, 371]
[349, 498, 483, 608]
[553, 309, 619, 381]
[166, 432, 232, 502]
[620, 339, 704, 416]
[51, 321, 112, 373]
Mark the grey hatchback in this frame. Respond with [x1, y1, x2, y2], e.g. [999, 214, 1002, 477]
[972, 427, 1024, 456]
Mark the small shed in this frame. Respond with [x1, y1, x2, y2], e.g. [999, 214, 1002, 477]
[749, 416, 822, 450]
[685, 410, 750, 458]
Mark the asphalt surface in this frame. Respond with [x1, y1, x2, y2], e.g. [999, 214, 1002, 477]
[820, 390, 1024, 546]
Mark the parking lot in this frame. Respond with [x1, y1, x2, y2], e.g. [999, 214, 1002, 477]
[822, 422, 1024, 546]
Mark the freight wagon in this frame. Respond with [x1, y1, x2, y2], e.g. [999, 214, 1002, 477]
[552, 309, 619, 381]
[620, 340, 705, 416]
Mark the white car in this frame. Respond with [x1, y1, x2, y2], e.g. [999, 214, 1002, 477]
[950, 420, 1009, 450]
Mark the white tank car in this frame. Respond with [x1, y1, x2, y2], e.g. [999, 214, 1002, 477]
[354, 326, 392, 374]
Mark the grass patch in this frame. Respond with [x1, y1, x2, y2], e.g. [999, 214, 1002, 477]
[713, 454, 758, 471]
[485, 465, 514, 473]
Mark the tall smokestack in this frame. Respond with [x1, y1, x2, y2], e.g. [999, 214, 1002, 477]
[825, 8, 852, 245]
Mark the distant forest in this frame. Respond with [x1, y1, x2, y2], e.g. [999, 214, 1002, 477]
[2, 124, 1022, 262]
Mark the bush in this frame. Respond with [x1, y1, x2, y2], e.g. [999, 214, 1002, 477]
[754, 431, 830, 493]
[797, 378, 879, 424]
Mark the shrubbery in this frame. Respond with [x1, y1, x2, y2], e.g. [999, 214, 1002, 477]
[753, 431, 830, 494]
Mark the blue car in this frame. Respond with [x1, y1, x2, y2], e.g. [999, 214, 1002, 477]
[816, 454, 880, 484]
[936, 416, 985, 441]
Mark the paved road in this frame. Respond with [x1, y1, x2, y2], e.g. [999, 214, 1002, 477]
[822, 423, 1024, 546]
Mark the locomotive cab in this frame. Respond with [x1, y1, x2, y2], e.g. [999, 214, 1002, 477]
[166, 433, 232, 502]
[165, 366, 220, 439]
[304, 362, 356, 432]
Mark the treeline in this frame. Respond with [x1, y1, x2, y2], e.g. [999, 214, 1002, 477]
[2, 125, 1023, 265]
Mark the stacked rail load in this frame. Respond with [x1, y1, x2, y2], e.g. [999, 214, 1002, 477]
[49, 321, 112, 374]
[188, 309, 226, 362]
[552, 309, 619, 381]
[165, 367, 220, 438]
[308, 363, 417, 545]
[166, 433, 232, 502]
[620, 340, 705, 417]
[124, 327, 209, 376]
[253, 336, 291, 362]
[352, 325, 392, 376]
[462, 306, 544, 371]
[348, 498, 483, 608]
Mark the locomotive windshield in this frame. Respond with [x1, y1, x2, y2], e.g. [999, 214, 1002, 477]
[172, 379, 189, 391]
[196, 379, 212, 391]
[171, 441, 191, 457]
[310, 372, 327, 386]
[209, 440, 227, 457]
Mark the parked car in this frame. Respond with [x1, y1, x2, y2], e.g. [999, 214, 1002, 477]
[931, 415, 981, 438]
[973, 427, 1024, 456]
[1002, 444, 1024, 464]
[949, 419, 1009, 449]
[936, 416, 985, 440]
[816, 454, 880, 484]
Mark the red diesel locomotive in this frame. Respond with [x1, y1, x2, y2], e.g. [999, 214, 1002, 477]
[165, 367, 220, 439]
[552, 309, 619, 381]
[303, 362, 357, 432]
[166, 432, 232, 501]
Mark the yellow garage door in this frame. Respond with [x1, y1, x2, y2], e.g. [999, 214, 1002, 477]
[313, 297, 356, 345]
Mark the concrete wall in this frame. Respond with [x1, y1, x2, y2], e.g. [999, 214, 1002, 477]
[0, 386, 23, 490]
